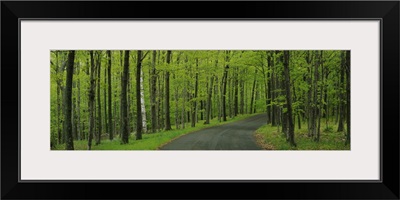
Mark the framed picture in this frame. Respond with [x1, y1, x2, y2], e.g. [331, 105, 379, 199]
[2, 1, 399, 199]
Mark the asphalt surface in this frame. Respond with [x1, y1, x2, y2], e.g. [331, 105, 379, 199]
[160, 113, 267, 150]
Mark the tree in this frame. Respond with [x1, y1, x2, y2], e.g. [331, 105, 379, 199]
[250, 69, 257, 114]
[150, 50, 157, 133]
[158, 52, 164, 130]
[52, 51, 65, 144]
[345, 50, 351, 145]
[266, 52, 272, 124]
[204, 75, 214, 124]
[283, 51, 296, 147]
[64, 50, 75, 150]
[76, 62, 82, 140]
[316, 51, 324, 142]
[174, 53, 181, 129]
[239, 69, 245, 115]
[181, 55, 189, 128]
[140, 55, 147, 134]
[191, 58, 199, 127]
[107, 50, 113, 140]
[337, 51, 345, 132]
[103, 56, 108, 140]
[311, 51, 320, 140]
[88, 51, 96, 150]
[221, 51, 230, 121]
[305, 51, 313, 136]
[270, 51, 277, 126]
[136, 50, 144, 140]
[120, 50, 130, 144]
[234, 66, 239, 116]
[164, 50, 172, 130]
[96, 51, 102, 145]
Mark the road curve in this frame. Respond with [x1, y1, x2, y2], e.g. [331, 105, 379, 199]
[159, 113, 267, 150]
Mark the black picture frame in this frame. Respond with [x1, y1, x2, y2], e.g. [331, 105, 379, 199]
[2, 1, 399, 199]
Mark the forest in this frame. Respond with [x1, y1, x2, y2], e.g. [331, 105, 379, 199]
[50, 50, 350, 150]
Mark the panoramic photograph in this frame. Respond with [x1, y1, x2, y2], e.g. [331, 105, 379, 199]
[50, 50, 350, 150]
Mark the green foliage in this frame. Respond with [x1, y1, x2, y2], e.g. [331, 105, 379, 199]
[255, 119, 350, 150]
[323, 125, 334, 133]
[51, 50, 349, 150]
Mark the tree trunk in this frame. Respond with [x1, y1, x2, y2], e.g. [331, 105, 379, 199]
[204, 75, 214, 124]
[113, 78, 118, 137]
[345, 51, 351, 145]
[182, 57, 187, 129]
[254, 82, 260, 114]
[228, 77, 233, 118]
[240, 70, 245, 115]
[244, 77, 248, 114]
[127, 55, 131, 136]
[158, 66, 163, 131]
[337, 51, 345, 132]
[120, 50, 130, 144]
[293, 83, 301, 130]
[283, 51, 296, 147]
[140, 63, 147, 133]
[281, 78, 288, 136]
[267, 52, 272, 124]
[221, 52, 229, 122]
[150, 50, 157, 133]
[312, 51, 320, 140]
[165, 50, 172, 130]
[77, 67, 82, 140]
[216, 76, 221, 122]
[221, 66, 229, 121]
[306, 51, 313, 137]
[57, 83, 62, 143]
[71, 82, 76, 141]
[88, 51, 96, 150]
[250, 69, 257, 114]
[271, 53, 277, 126]
[200, 100, 204, 120]
[234, 67, 239, 116]
[182, 86, 186, 129]
[64, 50, 75, 150]
[136, 50, 143, 140]
[119, 50, 123, 137]
[104, 59, 108, 137]
[191, 58, 199, 127]
[107, 50, 113, 140]
[55, 52, 64, 144]
[275, 73, 281, 130]
[96, 52, 102, 145]
[282, 105, 288, 136]
[175, 86, 180, 130]
[84, 57, 91, 140]
[174, 54, 180, 130]
[261, 65, 268, 118]
[113, 76, 118, 138]
[159, 71, 164, 130]
[323, 72, 329, 118]
[316, 51, 323, 141]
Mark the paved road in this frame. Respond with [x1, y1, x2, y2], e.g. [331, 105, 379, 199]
[160, 113, 267, 150]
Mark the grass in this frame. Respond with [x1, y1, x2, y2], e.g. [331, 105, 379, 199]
[255, 120, 350, 150]
[52, 113, 261, 150]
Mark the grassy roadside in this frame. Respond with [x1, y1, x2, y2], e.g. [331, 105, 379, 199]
[254, 120, 350, 150]
[52, 113, 261, 150]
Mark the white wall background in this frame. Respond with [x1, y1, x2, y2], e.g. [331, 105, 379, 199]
[21, 21, 380, 180]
